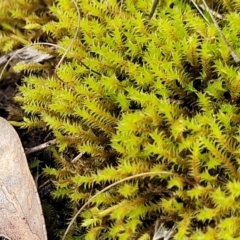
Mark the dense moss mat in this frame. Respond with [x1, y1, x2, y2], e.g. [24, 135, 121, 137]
[2, 0, 240, 239]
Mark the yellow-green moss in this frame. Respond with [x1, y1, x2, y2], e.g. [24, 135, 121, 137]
[8, 0, 240, 239]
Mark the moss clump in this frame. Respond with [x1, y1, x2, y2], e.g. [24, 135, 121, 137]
[12, 0, 240, 239]
[0, 0, 54, 53]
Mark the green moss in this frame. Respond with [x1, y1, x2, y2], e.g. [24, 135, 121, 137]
[0, 0, 55, 53]
[9, 0, 240, 239]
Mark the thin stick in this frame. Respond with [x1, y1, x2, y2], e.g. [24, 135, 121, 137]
[55, 0, 81, 70]
[201, 0, 240, 63]
[25, 139, 57, 154]
[148, 0, 160, 20]
[0, 42, 100, 81]
[62, 171, 194, 239]
[71, 152, 85, 164]
[199, 4, 223, 19]
[190, 0, 210, 23]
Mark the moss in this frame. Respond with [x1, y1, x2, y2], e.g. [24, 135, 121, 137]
[4, 0, 240, 239]
[0, 0, 55, 53]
